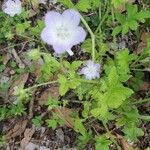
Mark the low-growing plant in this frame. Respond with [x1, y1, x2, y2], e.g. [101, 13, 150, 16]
[0, 0, 150, 149]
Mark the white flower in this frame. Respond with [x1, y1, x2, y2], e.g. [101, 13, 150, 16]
[41, 9, 86, 56]
[80, 60, 101, 80]
[2, 0, 22, 17]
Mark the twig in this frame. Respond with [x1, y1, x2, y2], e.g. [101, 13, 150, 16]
[11, 49, 25, 68]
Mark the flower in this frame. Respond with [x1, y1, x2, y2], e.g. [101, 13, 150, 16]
[2, 0, 22, 17]
[80, 60, 100, 80]
[41, 9, 86, 56]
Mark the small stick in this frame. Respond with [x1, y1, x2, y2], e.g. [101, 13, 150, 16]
[11, 49, 25, 68]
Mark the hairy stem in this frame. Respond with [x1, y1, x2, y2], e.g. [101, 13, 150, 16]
[80, 15, 95, 61]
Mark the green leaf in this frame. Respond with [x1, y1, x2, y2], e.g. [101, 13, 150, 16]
[115, 49, 135, 82]
[47, 119, 58, 130]
[105, 84, 133, 108]
[81, 38, 92, 53]
[74, 119, 87, 136]
[115, 13, 126, 23]
[129, 20, 138, 30]
[123, 125, 144, 141]
[58, 75, 69, 96]
[82, 101, 91, 118]
[27, 48, 41, 61]
[71, 61, 82, 70]
[122, 23, 129, 35]
[127, 4, 138, 19]
[95, 135, 112, 150]
[112, 26, 122, 36]
[58, 0, 74, 8]
[107, 66, 118, 87]
[90, 0, 101, 9]
[91, 103, 108, 118]
[75, 0, 91, 12]
[136, 10, 150, 22]
[32, 116, 43, 128]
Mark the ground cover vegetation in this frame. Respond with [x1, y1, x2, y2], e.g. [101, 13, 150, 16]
[0, 0, 150, 149]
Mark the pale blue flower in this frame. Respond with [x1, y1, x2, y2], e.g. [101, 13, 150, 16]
[41, 9, 86, 55]
[2, 0, 22, 17]
[80, 60, 100, 80]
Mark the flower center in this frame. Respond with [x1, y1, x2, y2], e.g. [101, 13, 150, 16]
[55, 25, 70, 40]
[88, 66, 96, 74]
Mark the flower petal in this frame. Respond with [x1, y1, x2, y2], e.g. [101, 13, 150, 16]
[71, 27, 87, 45]
[53, 43, 71, 54]
[45, 11, 62, 27]
[62, 9, 80, 26]
[41, 27, 55, 45]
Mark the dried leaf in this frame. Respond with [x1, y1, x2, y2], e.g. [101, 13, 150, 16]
[5, 119, 27, 139]
[115, 134, 134, 150]
[11, 49, 25, 68]
[136, 32, 150, 54]
[21, 128, 35, 150]
[34, 63, 42, 81]
[25, 142, 49, 150]
[54, 107, 74, 128]
[139, 82, 150, 91]
[37, 84, 59, 105]
[9, 73, 29, 95]
[2, 53, 12, 65]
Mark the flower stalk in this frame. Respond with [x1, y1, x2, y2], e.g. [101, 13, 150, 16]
[80, 15, 95, 61]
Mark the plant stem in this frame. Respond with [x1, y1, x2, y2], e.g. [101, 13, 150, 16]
[102, 121, 121, 150]
[131, 68, 150, 72]
[111, 7, 116, 44]
[80, 15, 95, 61]
[138, 115, 150, 121]
[132, 98, 150, 105]
[26, 78, 98, 91]
[95, 5, 110, 33]
[27, 80, 58, 91]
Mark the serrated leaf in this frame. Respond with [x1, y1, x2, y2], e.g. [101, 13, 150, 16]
[95, 135, 112, 150]
[71, 61, 82, 70]
[81, 38, 92, 53]
[105, 84, 133, 108]
[115, 49, 133, 82]
[112, 26, 122, 36]
[58, 75, 69, 96]
[129, 20, 138, 30]
[58, 0, 74, 8]
[90, 0, 101, 9]
[122, 23, 129, 35]
[74, 119, 86, 136]
[107, 66, 118, 87]
[123, 125, 144, 141]
[75, 0, 91, 12]
[136, 10, 150, 22]
[127, 4, 138, 19]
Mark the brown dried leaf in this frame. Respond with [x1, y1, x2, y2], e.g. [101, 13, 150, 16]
[139, 82, 150, 91]
[5, 119, 27, 139]
[9, 73, 29, 95]
[11, 49, 25, 68]
[115, 134, 134, 150]
[34, 63, 42, 81]
[54, 107, 74, 128]
[37, 84, 59, 105]
[21, 128, 35, 150]
[2, 53, 12, 65]
[136, 32, 150, 54]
